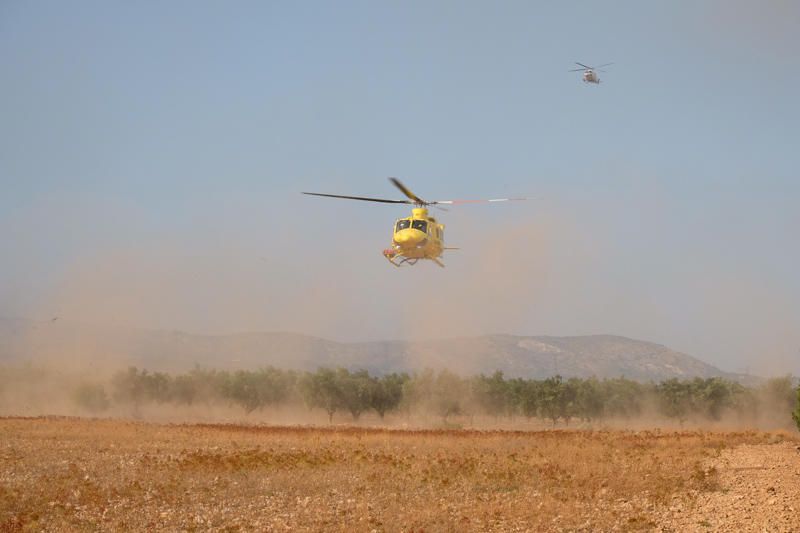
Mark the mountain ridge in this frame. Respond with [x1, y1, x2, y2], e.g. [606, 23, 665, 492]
[0, 318, 753, 382]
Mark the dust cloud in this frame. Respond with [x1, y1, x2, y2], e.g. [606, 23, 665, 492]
[3, 201, 798, 427]
[0, 363, 796, 432]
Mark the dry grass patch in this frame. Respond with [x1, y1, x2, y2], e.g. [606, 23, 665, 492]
[0, 417, 794, 531]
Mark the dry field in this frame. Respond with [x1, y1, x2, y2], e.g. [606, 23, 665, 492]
[0, 417, 798, 532]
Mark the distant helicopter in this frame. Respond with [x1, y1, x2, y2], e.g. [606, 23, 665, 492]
[303, 178, 532, 268]
[570, 62, 613, 84]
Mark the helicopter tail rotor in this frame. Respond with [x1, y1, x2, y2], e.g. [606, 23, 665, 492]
[433, 197, 534, 205]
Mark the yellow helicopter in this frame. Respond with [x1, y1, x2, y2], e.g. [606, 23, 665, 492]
[303, 178, 531, 268]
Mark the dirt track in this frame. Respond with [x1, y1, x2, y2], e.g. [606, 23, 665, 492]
[0, 418, 798, 531]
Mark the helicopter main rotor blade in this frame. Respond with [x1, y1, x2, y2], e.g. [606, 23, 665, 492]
[433, 197, 535, 205]
[575, 62, 592, 69]
[595, 62, 614, 69]
[302, 192, 410, 204]
[388, 177, 427, 205]
[568, 68, 586, 72]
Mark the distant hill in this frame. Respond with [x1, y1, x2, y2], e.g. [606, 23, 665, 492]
[0, 318, 748, 382]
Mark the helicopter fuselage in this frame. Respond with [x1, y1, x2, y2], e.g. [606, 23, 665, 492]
[383, 207, 445, 267]
[582, 70, 600, 83]
[571, 62, 611, 85]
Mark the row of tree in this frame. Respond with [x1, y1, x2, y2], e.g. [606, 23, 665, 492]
[66, 366, 800, 428]
[794, 386, 800, 430]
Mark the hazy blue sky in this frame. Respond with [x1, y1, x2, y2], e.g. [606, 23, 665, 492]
[1, 1, 798, 374]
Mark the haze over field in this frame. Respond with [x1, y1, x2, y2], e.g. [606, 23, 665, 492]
[0, 317, 750, 382]
[1, 1, 799, 378]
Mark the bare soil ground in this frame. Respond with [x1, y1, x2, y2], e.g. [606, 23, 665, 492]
[0, 417, 797, 532]
[655, 441, 800, 532]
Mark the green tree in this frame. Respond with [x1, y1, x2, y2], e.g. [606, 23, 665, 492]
[656, 379, 694, 425]
[760, 376, 796, 412]
[226, 367, 292, 414]
[73, 383, 109, 413]
[142, 372, 171, 403]
[111, 367, 147, 408]
[558, 378, 579, 425]
[337, 369, 374, 421]
[301, 368, 344, 423]
[400, 369, 435, 418]
[518, 380, 540, 420]
[170, 374, 198, 405]
[371, 373, 407, 420]
[694, 377, 736, 421]
[472, 371, 513, 419]
[574, 377, 604, 423]
[192, 368, 232, 404]
[227, 370, 265, 414]
[432, 370, 467, 422]
[505, 378, 528, 419]
[792, 384, 800, 431]
[730, 384, 759, 422]
[539, 376, 565, 426]
[602, 378, 645, 419]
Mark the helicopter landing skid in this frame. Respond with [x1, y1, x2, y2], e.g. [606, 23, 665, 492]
[383, 249, 418, 267]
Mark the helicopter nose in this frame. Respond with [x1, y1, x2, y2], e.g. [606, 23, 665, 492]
[394, 229, 425, 247]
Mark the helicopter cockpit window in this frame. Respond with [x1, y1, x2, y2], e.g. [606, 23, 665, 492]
[411, 220, 428, 233]
[396, 220, 410, 232]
